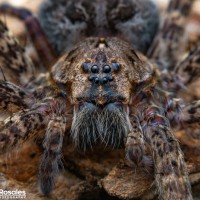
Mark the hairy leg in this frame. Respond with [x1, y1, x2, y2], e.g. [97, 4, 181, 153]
[141, 105, 192, 200]
[148, 0, 195, 70]
[125, 115, 145, 166]
[0, 20, 34, 85]
[0, 98, 72, 154]
[182, 100, 200, 128]
[0, 80, 29, 113]
[132, 85, 183, 123]
[0, 5, 57, 69]
[157, 48, 200, 95]
[175, 100, 200, 150]
[39, 115, 66, 195]
[174, 46, 200, 86]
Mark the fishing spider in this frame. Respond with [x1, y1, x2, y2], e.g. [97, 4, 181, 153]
[0, 0, 199, 199]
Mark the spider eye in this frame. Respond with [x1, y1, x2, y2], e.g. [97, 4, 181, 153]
[112, 62, 121, 72]
[82, 62, 91, 72]
[107, 75, 113, 82]
[94, 77, 100, 84]
[91, 65, 99, 73]
[88, 74, 96, 81]
[103, 65, 111, 73]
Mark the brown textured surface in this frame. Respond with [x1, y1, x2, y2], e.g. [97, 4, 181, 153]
[101, 162, 154, 199]
[0, 138, 200, 200]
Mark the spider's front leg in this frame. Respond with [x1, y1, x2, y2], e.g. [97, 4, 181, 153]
[39, 114, 66, 195]
[141, 105, 192, 199]
[125, 114, 155, 175]
[0, 95, 72, 195]
[0, 97, 72, 153]
[0, 98, 49, 152]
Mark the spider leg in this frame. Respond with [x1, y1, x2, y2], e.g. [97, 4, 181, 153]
[148, 0, 195, 70]
[175, 100, 200, 149]
[125, 115, 145, 166]
[159, 46, 200, 93]
[174, 46, 200, 87]
[152, 87, 183, 124]
[0, 80, 29, 113]
[0, 5, 57, 69]
[182, 100, 200, 128]
[0, 20, 34, 85]
[39, 115, 66, 195]
[0, 98, 72, 154]
[133, 85, 183, 124]
[141, 105, 192, 199]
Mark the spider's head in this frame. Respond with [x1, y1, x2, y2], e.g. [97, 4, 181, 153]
[52, 37, 153, 106]
[51, 37, 154, 149]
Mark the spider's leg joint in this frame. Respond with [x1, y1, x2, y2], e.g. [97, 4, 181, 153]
[125, 116, 145, 166]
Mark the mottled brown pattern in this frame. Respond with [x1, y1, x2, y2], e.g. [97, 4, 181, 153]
[0, 4, 57, 68]
[0, 20, 34, 85]
[175, 46, 200, 85]
[183, 100, 200, 127]
[143, 109, 192, 200]
[0, 81, 28, 112]
[148, 0, 195, 70]
[39, 115, 67, 194]
[125, 115, 145, 166]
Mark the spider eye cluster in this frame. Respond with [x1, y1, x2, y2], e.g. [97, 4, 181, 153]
[111, 62, 120, 72]
[82, 62, 90, 72]
[81, 62, 120, 73]
[82, 62, 121, 85]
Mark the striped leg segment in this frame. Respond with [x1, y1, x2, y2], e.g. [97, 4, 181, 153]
[174, 47, 200, 86]
[0, 5, 57, 69]
[0, 98, 72, 154]
[182, 100, 200, 128]
[0, 102, 50, 154]
[142, 105, 192, 199]
[0, 80, 29, 113]
[148, 0, 195, 70]
[39, 115, 66, 195]
[125, 115, 145, 166]
[0, 20, 34, 85]
[153, 46, 200, 99]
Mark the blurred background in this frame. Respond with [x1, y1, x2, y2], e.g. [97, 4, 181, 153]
[0, 0, 199, 39]
[0, 0, 199, 66]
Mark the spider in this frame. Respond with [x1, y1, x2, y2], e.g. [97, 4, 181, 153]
[0, 0, 199, 199]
